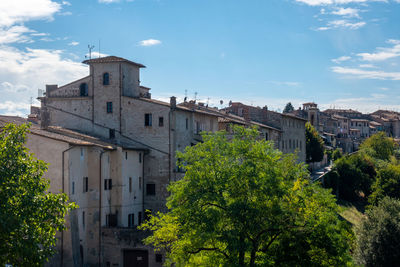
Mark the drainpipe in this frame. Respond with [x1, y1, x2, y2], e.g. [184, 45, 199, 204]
[61, 145, 76, 267]
[142, 151, 145, 218]
[99, 150, 106, 267]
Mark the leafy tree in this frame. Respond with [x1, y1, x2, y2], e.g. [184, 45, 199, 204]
[360, 132, 396, 161]
[0, 123, 76, 266]
[305, 122, 325, 163]
[324, 153, 376, 201]
[141, 126, 353, 266]
[283, 102, 294, 113]
[355, 197, 400, 267]
[369, 163, 400, 205]
[332, 148, 342, 161]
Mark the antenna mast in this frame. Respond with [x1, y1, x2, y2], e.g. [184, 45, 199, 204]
[88, 45, 95, 60]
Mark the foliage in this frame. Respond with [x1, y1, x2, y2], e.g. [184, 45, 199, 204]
[324, 153, 376, 201]
[305, 122, 325, 163]
[355, 197, 400, 267]
[283, 102, 294, 113]
[369, 163, 400, 205]
[332, 148, 342, 162]
[0, 123, 76, 266]
[141, 126, 353, 266]
[359, 132, 396, 161]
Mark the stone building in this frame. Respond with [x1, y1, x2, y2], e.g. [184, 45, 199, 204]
[223, 102, 307, 162]
[1, 55, 310, 266]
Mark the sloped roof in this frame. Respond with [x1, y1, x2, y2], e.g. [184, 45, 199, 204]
[82, 56, 146, 68]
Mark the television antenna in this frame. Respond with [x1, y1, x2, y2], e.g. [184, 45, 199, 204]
[87, 45, 95, 60]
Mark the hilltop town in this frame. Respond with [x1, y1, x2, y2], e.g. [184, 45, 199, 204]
[1, 56, 400, 266]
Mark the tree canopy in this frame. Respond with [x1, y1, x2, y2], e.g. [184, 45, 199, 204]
[305, 122, 325, 163]
[359, 132, 397, 161]
[141, 126, 352, 266]
[283, 102, 294, 113]
[0, 123, 76, 266]
[355, 197, 400, 267]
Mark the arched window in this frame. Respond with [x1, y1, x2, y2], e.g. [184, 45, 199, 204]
[103, 72, 110, 85]
[79, 83, 88, 96]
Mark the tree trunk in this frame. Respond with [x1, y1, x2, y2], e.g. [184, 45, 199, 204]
[238, 235, 245, 266]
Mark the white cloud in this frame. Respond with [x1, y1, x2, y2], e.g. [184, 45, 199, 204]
[332, 7, 361, 18]
[328, 19, 366, 29]
[62, 1, 71, 6]
[0, 25, 34, 44]
[0, 101, 31, 116]
[98, 0, 120, 3]
[359, 63, 376, 68]
[332, 66, 400, 80]
[68, 41, 79, 46]
[357, 39, 400, 61]
[332, 55, 351, 64]
[139, 39, 162, 46]
[267, 81, 302, 86]
[0, 0, 61, 27]
[296, 0, 388, 6]
[0, 46, 88, 115]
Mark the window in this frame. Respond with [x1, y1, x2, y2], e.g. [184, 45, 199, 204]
[146, 183, 156, 196]
[289, 139, 292, 149]
[265, 132, 269, 141]
[185, 118, 188, 130]
[106, 214, 117, 227]
[158, 116, 164, 127]
[83, 177, 88, 193]
[145, 113, 152, 126]
[155, 254, 163, 263]
[139, 177, 142, 190]
[106, 102, 113, 113]
[300, 141, 302, 150]
[80, 83, 88, 96]
[72, 182, 75, 195]
[128, 213, 134, 228]
[82, 211, 85, 227]
[109, 129, 115, 139]
[103, 72, 110, 85]
[104, 179, 112, 190]
[139, 153, 142, 163]
[138, 212, 142, 225]
[129, 177, 132, 193]
[125, 152, 128, 160]
[80, 148, 84, 159]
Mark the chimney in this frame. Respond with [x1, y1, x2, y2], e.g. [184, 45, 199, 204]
[45, 84, 58, 97]
[170, 96, 176, 109]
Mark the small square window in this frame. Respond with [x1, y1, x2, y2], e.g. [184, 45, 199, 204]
[83, 177, 88, 193]
[145, 113, 152, 126]
[146, 183, 156, 196]
[104, 179, 112, 190]
[106, 102, 113, 113]
[159, 116, 164, 127]
[109, 129, 115, 139]
[128, 213, 134, 228]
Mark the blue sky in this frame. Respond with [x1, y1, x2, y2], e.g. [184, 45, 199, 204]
[1, 0, 400, 116]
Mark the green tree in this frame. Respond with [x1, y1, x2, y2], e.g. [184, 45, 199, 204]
[141, 126, 352, 266]
[305, 122, 325, 163]
[359, 132, 396, 161]
[355, 197, 400, 267]
[324, 153, 376, 201]
[283, 102, 294, 113]
[0, 123, 76, 266]
[369, 163, 400, 205]
[332, 148, 342, 161]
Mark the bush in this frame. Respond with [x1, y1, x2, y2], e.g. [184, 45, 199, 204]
[355, 197, 400, 267]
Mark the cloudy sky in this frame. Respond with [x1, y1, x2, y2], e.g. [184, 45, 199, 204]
[1, 0, 400, 115]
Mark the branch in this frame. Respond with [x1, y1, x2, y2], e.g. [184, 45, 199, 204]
[188, 247, 229, 259]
